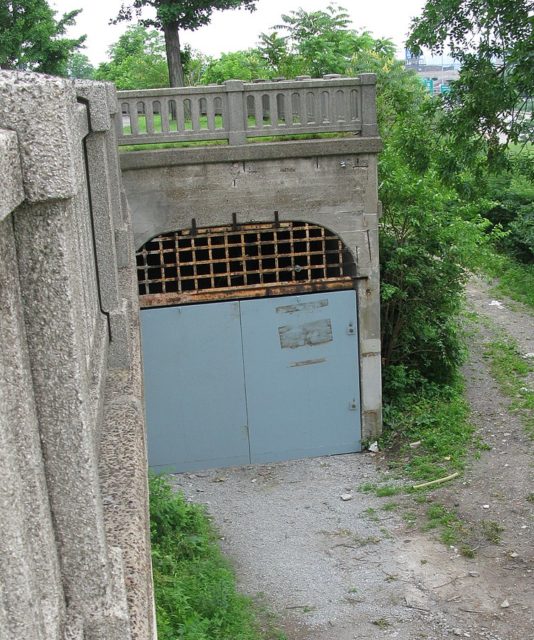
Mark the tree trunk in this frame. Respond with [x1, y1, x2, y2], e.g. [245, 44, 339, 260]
[162, 21, 184, 87]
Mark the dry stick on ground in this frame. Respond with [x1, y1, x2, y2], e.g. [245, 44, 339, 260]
[412, 472, 460, 490]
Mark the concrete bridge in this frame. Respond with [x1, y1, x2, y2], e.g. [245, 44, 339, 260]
[0, 72, 381, 639]
[118, 76, 382, 444]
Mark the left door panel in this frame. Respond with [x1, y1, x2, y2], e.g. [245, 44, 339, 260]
[141, 301, 250, 472]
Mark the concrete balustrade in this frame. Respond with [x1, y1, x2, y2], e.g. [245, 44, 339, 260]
[116, 75, 377, 146]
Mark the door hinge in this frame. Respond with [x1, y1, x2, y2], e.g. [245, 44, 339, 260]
[349, 399, 358, 411]
[347, 322, 355, 335]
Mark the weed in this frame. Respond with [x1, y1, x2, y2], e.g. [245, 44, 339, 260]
[381, 502, 400, 511]
[484, 253, 534, 310]
[352, 535, 381, 546]
[483, 338, 534, 437]
[480, 520, 504, 544]
[459, 544, 477, 558]
[358, 482, 405, 497]
[424, 504, 467, 549]
[372, 618, 391, 629]
[381, 378, 474, 483]
[527, 493, 534, 503]
[402, 511, 418, 526]
[363, 507, 380, 522]
[149, 474, 281, 640]
[376, 485, 403, 497]
[358, 482, 377, 493]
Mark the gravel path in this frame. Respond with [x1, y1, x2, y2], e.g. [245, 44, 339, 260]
[170, 277, 534, 640]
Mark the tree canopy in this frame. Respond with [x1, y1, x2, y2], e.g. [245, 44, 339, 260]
[0, 0, 85, 75]
[258, 4, 398, 80]
[95, 25, 169, 90]
[407, 0, 534, 160]
[112, 0, 257, 87]
[66, 52, 95, 79]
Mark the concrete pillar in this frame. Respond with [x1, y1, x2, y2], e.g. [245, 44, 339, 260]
[360, 74, 378, 137]
[225, 80, 247, 145]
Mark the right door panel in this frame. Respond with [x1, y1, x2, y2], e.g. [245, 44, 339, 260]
[240, 290, 361, 464]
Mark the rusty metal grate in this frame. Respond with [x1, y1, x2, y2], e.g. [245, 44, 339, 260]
[136, 222, 355, 307]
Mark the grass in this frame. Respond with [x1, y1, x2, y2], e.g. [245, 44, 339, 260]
[423, 504, 476, 557]
[484, 253, 534, 311]
[149, 474, 285, 640]
[483, 338, 534, 437]
[381, 379, 475, 484]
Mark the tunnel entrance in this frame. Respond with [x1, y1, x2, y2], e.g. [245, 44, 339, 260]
[137, 221, 361, 472]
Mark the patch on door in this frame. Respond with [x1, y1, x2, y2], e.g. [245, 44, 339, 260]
[276, 299, 328, 314]
[278, 319, 333, 349]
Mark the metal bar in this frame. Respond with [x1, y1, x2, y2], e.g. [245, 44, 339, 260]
[136, 223, 353, 304]
[139, 278, 354, 308]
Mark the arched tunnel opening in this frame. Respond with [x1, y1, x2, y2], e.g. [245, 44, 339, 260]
[136, 221, 362, 473]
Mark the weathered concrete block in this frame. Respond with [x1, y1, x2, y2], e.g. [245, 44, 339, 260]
[0, 130, 24, 221]
[0, 71, 78, 202]
[13, 199, 112, 614]
[0, 216, 64, 640]
[109, 304, 132, 369]
[76, 80, 113, 132]
[84, 130, 121, 312]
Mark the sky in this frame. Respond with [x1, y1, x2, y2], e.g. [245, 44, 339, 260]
[50, 0, 431, 66]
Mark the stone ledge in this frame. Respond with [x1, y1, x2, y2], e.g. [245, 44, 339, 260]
[120, 137, 383, 171]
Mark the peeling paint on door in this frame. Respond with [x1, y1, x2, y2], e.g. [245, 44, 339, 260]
[278, 319, 333, 349]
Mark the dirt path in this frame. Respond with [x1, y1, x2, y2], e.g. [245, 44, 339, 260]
[171, 277, 533, 640]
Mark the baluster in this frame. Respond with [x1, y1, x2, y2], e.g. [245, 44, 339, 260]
[206, 97, 215, 131]
[350, 89, 360, 121]
[130, 101, 140, 135]
[306, 92, 316, 124]
[191, 98, 201, 130]
[255, 94, 263, 128]
[270, 93, 278, 128]
[161, 100, 170, 133]
[299, 91, 307, 125]
[176, 99, 185, 132]
[145, 100, 155, 134]
[321, 91, 331, 124]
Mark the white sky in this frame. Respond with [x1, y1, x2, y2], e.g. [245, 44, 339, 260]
[50, 0, 430, 66]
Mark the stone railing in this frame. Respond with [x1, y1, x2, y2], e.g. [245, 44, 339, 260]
[0, 72, 155, 640]
[116, 74, 377, 146]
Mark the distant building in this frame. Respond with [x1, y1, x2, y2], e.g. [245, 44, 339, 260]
[405, 48, 424, 70]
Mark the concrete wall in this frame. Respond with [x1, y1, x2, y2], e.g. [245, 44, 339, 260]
[0, 72, 155, 640]
[121, 137, 383, 440]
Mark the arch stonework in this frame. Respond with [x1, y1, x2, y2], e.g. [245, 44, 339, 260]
[121, 137, 382, 440]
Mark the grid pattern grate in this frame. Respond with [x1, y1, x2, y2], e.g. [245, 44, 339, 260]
[136, 222, 354, 307]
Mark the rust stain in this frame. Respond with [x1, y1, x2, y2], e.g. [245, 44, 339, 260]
[139, 279, 353, 309]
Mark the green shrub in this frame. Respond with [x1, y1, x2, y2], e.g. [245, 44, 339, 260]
[149, 475, 264, 640]
[485, 152, 534, 263]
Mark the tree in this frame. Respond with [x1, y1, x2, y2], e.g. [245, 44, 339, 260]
[201, 49, 269, 84]
[67, 52, 95, 79]
[263, 4, 397, 79]
[0, 0, 85, 75]
[94, 25, 169, 90]
[112, 0, 257, 87]
[407, 0, 533, 160]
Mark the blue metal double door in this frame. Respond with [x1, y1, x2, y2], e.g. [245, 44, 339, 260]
[141, 290, 361, 472]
